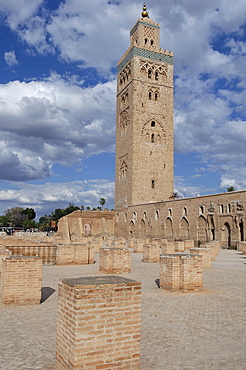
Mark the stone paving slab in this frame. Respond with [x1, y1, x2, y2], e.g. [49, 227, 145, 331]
[0, 249, 246, 369]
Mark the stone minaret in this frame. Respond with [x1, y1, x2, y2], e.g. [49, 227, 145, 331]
[115, 3, 174, 209]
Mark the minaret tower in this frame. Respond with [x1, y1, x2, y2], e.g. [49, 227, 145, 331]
[115, 4, 174, 209]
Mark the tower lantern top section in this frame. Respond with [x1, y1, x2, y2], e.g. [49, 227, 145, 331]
[141, 3, 149, 18]
[117, 3, 173, 73]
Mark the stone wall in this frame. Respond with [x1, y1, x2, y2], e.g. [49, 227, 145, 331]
[56, 244, 94, 265]
[56, 210, 115, 241]
[56, 276, 141, 370]
[115, 190, 246, 248]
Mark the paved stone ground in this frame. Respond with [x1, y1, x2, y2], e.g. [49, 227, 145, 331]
[0, 249, 246, 370]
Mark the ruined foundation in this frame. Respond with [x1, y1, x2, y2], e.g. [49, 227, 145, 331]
[99, 247, 131, 274]
[56, 276, 141, 370]
[0, 256, 42, 305]
[142, 244, 160, 263]
[159, 254, 203, 292]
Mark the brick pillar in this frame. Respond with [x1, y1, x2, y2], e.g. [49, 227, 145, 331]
[160, 254, 203, 292]
[159, 255, 180, 291]
[143, 244, 160, 262]
[174, 241, 185, 252]
[99, 248, 131, 274]
[184, 240, 195, 250]
[56, 276, 141, 370]
[0, 256, 42, 305]
[180, 254, 203, 292]
[190, 247, 212, 269]
[161, 242, 175, 254]
[238, 241, 246, 254]
[133, 240, 144, 253]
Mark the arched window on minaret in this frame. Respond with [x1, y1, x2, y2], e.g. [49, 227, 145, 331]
[155, 71, 159, 80]
[148, 70, 152, 79]
[151, 180, 155, 189]
[151, 133, 155, 143]
[155, 92, 158, 101]
[149, 91, 152, 100]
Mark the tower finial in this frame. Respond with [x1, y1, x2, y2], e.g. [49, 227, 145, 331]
[142, 3, 149, 18]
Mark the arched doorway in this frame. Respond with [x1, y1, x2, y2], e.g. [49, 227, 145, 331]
[84, 223, 91, 237]
[239, 221, 244, 241]
[222, 222, 231, 248]
[165, 217, 173, 240]
[140, 219, 146, 238]
[197, 216, 207, 243]
[179, 217, 189, 240]
[129, 220, 135, 238]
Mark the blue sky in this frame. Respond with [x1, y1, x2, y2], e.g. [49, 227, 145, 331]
[0, 0, 246, 220]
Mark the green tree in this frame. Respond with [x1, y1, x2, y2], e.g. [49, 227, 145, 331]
[227, 186, 235, 192]
[21, 208, 36, 220]
[4, 207, 25, 227]
[99, 198, 106, 210]
[38, 215, 52, 231]
[0, 215, 8, 227]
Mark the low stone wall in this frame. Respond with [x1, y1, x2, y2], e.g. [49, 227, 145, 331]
[0, 256, 42, 305]
[99, 248, 131, 274]
[56, 244, 94, 265]
[143, 244, 160, 263]
[88, 238, 103, 253]
[159, 254, 203, 292]
[56, 276, 141, 370]
[8, 245, 57, 264]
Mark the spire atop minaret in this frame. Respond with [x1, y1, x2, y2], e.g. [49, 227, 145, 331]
[141, 3, 149, 18]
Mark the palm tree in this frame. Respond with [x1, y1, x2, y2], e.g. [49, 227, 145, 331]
[99, 198, 106, 210]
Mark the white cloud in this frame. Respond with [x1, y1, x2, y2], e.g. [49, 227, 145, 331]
[0, 75, 116, 181]
[4, 50, 18, 66]
[0, 180, 115, 218]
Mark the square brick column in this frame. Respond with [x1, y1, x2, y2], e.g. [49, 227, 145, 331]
[184, 240, 195, 250]
[180, 255, 203, 292]
[238, 241, 246, 254]
[133, 240, 144, 253]
[143, 244, 160, 263]
[159, 254, 203, 292]
[0, 256, 42, 305]
[159, 255, 181, 291]
[174, 241, 185, 252]
[56, 276, 141, 370]
[190, 247, 212, 269]
[161, 242, 175, 254]
[99, 248, 131, 274]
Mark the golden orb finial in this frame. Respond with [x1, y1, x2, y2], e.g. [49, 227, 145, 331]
[142, 3, 149, 18]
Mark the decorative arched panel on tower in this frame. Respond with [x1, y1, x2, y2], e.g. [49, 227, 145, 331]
[141, 118, 166, 144]
[119, 109, 130, 134]
[140, 61, 167, 83]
